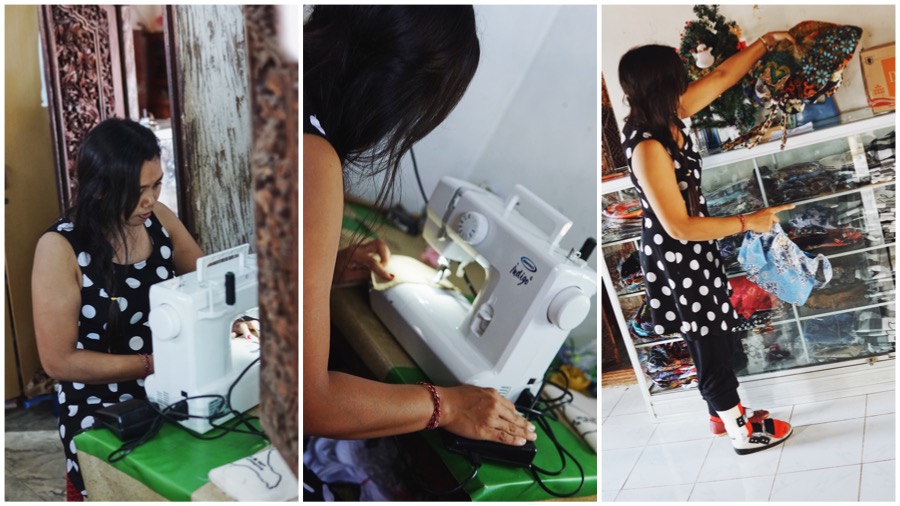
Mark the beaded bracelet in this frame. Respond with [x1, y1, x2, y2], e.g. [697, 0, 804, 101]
[738, 214, 746, 234]
[417, 382, 441, 430]
[137, 353, 151, 379]
[759, 35, 773, 53]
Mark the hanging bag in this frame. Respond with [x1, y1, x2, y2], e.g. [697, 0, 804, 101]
[737, 223, 833, 305]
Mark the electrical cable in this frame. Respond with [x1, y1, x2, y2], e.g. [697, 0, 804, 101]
[410, 146, 429, 205]
[107, 355, 267, 461]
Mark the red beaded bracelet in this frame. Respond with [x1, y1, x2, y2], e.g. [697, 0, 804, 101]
[417, 382, 441, 430]
[137, 353, 151, 379]
[738, 214, 746, 234]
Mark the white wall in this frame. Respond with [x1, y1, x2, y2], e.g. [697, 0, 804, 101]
[602, 4, 896, 133]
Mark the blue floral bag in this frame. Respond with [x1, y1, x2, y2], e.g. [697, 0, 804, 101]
[737, 223, 833, 305]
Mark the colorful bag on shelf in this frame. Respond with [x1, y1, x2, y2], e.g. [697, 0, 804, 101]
[725, 21, 863, 151]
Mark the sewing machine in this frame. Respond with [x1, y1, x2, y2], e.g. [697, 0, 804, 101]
[145, 244, 260, 433]
[370, 177, 596, 402]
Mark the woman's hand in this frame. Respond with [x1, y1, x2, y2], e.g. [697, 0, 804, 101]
[744, 203, 796, 233]
[439, 385, 537, 446]
[333, 238, 393, 285]
[762, 31, 796, 48]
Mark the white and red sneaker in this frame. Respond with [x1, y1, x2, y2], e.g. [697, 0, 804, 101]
[710, 406, 769, 436]
[716, 403, 792, 455]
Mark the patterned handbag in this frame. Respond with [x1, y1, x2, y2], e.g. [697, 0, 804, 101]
[724, 21, 863, 151]
[737, 223, 833, 305]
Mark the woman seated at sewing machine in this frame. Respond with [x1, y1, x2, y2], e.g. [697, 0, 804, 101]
[31, 118, 206, 501]
[303, 6, 536, 450]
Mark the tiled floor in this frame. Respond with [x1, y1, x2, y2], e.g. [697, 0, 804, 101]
[601, 385, 895, 502]
[5, 400, 66, 501]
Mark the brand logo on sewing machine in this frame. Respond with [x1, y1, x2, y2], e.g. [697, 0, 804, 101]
[510, 256, 537, 286]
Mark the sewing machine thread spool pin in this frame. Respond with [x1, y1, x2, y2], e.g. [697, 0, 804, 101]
[225, 272, 236, 306]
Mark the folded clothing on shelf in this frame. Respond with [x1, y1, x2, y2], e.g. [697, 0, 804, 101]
[637, 341, 697, 391]
[729, 275, 782, 320]
[739, 326, 799, 375]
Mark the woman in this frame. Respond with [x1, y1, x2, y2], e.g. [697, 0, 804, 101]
[618, 32, 797, 455]
[304, 6, 537, 451]
[32, 118, 204, 500]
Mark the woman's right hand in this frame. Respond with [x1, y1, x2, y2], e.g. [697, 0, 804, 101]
[439, 385, 537, 446]
[744, 203, 796, 233]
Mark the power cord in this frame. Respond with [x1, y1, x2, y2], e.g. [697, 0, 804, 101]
[107, 356, 267, 462]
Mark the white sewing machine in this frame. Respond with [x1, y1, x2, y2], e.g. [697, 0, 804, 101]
[370, 177, 596, 402]
[145, 244, 260, 433]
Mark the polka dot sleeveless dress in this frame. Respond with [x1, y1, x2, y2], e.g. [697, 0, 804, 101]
[47, 212, 175, 499]
[621, 120, 742, 340]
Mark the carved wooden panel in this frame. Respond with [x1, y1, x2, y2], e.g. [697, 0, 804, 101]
[601, 74, 628, 176]
[166, 5, 254, 254]
[244, 5, 299, 477]
[38, 5, 125, 211]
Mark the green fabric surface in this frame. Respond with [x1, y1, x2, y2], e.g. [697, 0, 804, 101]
[74, 417, 270, 501]
[386, 367, 597, 501]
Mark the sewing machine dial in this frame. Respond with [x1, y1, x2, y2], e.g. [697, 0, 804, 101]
[455, 211, 489, 244]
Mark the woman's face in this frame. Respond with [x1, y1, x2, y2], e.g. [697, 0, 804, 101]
[127, 158, 163, 226]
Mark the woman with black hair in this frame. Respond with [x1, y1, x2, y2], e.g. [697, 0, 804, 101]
[32, 118, 204, 500]
[617, 32, 798, 455]
[303, 6, 537, 450]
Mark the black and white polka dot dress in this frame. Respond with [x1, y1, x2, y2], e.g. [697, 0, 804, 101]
[47, 212, 175, 498]
[622, 120, 741, 341]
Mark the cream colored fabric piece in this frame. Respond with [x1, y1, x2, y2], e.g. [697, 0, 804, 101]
[370, 255, 458, 292]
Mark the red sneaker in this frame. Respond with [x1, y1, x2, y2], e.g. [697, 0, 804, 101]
[710, 408, 770, 436]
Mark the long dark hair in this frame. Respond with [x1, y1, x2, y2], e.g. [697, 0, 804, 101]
[68, 118, 160, 347]
[618, 44, 689, 164]
[618, 44, 701, 215]
[303, 5, 480, 207]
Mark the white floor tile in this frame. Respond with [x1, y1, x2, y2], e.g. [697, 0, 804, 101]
[609, 386, 649, 417]
[602, 387, 628, 419]
[602, 412, 657, 450]
[860, 460, 895, 501]
[601, 447, 643, 494]
[601, 489, 619, 502]
[623, 439, 711, 489]
[790, 395, 866, 427]
[615, 484, 693, 501]
[646, 417, 715, 445]
[769, 465, 861, 502]
[688, 475, 775, 502]
[862, 413, 895, 463]
[866, 390, 895, 417]
[778, 418, 865, 474]
[697, 434, 784, 483]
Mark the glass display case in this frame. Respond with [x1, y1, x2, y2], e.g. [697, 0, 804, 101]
[600, 110, 896, 419]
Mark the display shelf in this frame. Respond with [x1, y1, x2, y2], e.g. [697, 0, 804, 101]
[600, 109, 896, 419]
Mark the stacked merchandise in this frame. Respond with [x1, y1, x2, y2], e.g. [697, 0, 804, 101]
[803, 262, 868, 313]
[739, 325, 801, 375]
[875, 186, 895, 243]
[856, 307, 896, 355]
[729, 275, 786, 331]
[706, 178, 765, 217]
[866, 130, 896, 184]
[760, 162, 857, 205]
[617, 250, 644, 295]
[627, 301, 681, 345]
[802, 312, 864, 362]
[636, 341, 697, 392]
[784, 203, 866, 255]
[601, 199, 642, 243]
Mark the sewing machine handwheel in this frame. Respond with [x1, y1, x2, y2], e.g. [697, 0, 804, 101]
[547, 287, 591, 330]
[148, 303, 181, 340]
[455, 211, 489, 245]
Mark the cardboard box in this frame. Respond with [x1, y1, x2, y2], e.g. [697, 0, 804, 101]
[860, 42, 896, 113]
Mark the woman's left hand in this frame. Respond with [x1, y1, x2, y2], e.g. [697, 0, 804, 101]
[763, 31, 796, 47]
[334, 238, 394, 285]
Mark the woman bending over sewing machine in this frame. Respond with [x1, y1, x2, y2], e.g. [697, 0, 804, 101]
[617, 34, 800, 455]
[31, 118, 204, 500]
[304, 6, 537, 451]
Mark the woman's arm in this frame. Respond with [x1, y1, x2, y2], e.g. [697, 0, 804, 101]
[303, 134, 534, 445]
[632, 140, 793, 242]
[154, 202, 204, 275]
[679, 32, 794, 119]
[32, 233, 150, 383]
